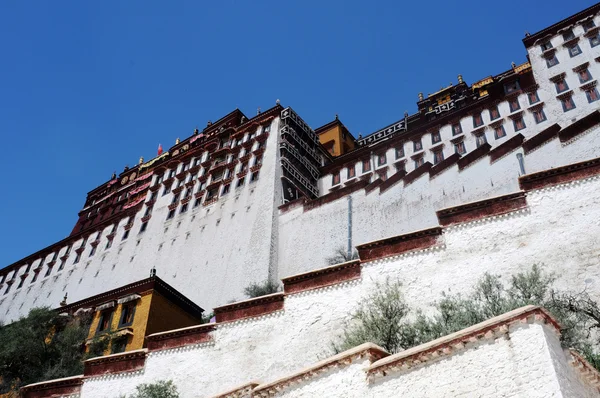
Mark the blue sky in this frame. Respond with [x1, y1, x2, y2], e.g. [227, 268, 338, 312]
[0, 0, 593, 266]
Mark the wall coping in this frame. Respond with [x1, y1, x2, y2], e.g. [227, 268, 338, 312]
[21, 374, 83, 391]
[457, 143, 490, 169]
[519, 156, 600, 191]
[559, 110, 600, 143]
[569, 349, 600, 391]
[210, 382, 260, 398]
[254, 343, 389, 396]
[213, 292, 285, 323]
[83, 348, 147, 377]
[436, 192, 527, 226]
[146, 323, 215, 340]
[367, 305, 559, 380]
[146, 323, 216, 351]
[356, 227, 443, 262]
[522, 123, 561, 153]
[282, 260, 361, 294]
[489, 133, 524, 162]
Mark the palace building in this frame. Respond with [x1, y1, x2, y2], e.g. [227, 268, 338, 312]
[8, 2, 600, 397]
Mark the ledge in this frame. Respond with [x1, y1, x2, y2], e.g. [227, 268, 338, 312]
[146, 324, 216, 351]
[436, 192, 527, 226]
[21, 375, 83, 398]
[356, 227, 443, 262]
[282, 260, 361, 294]
[403, 162, 432, 186]
[558, 110, 600, 143]
[522, 123, 561, 153]
[210, 382, 260, 398]
[519, 156, 600, 191]
[83, 349, 147, 377]
[303, 180, 368, 212]
[364, 178, 383, 194]
[278, 197, 306, 214]
[457, 143, 490, 170]
[214, 292, 285, 323]
[489, 133, 524, 162]
[367, 306, 559, 380]
[254, 343, 388, 396]
[379, 170, 407, 194]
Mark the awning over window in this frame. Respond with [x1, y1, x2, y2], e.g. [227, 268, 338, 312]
[95, 301, 115, 311]
[117, 294, 141, 304]
[74, 307, 92, 316]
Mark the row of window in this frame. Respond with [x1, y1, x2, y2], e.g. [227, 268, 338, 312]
[542, 23, 600, 68]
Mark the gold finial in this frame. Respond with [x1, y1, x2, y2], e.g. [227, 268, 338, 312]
[418, 92, 424, 101]
[335, 114, 339, 120]
[139, 156, 144, 164]
[194, 127, 199, 135]
[458, 74, 463, 84]
[276, 99, 280, 105]
[257, 107, 261, 115]
[175, 137, 180, 144]
[511, 62, 516, 68]
[207, 120, 212, 127]
[60, 293, 68, 306]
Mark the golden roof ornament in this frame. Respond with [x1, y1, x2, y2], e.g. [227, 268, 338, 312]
[418, 92, 424, 101]
[60, 293, 68, 307]
[176, 137, 180, 144]
[276, 99, 280, 105]
[458, 74, 464, 84]
[139, 156, 144, 164]
[257, 107, 261, 115]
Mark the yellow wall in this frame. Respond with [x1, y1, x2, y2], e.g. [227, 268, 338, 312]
[146, 291, 202, 337]
[86, 291, 152, 353]
[318, 125, 356, 157]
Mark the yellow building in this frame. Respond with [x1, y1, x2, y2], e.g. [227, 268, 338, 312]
[315, 116, 356, 157]
[58, 275, 204, 355]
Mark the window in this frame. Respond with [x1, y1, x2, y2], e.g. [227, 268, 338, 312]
[414, 156, 425, 169]
[540, 41, 553, 51]
[546, 55, 559, 68]
[431, 131, 441, 144]
[236, 177, 245, 188]
[31, 271, 39, 283]
[555, 79, 569, 94]
[508, 98, 521, 112]
[504, 81, 520, 94]
[254, 155, 263, 166]
[395, 146, 404, 159]
[451, 123, 462, 136]
[433, 150, 444, 164]
[489, 106, 500, 120]
[586, 87, 600, 103]
[194, 198, 201, 208]
[162, 185, 171, 196]
[513, 117, 526, 132]
[250, 171, 259, 182]
[563, 30, 575, 41]
[171, 193, 180, 204]
[4, 284, 11, 295]
[44, 265, 52, 277]
[58, 259, 66, 270]
[122, 229, 130, 241]
[105, 239, 112, 250]
[221, 184, 230, 196]
[119, 303, 136, 326]
[527, 91, 540, 105]
[475, 133, 487, 147]
[332, 172, 341, 186]
[149, 191, 157, 202]
[413, 139, 423, 151]
[96, 310, 113, 334]
[377, 153, 387, 166]
[17, 278, 24, 289]
[533, 108, 547, 123]
[454, 141, 466, 155]
[169, 169, 176, 178]
[89, 246, 96, 257]
[73, 252, 81, 264]
[362, 159, 371, 173]
[166, 209, 176, 220]
[473, 113, 483, 128]
[578, 68, 592, 83]
[590, 34, 600, 48]
[140, 222, 148, 232]
[347, 165, 356, 179]
[395, 162, 406, 172]
[568, 44, 582, 57]
[583, 20, 596, 32]
[561, 96, 576, 112]
[379, 170, 388, 181]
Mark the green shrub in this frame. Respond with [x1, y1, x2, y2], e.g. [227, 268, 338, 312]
[129, 380, 179, 398]
[243, 280, 280, 298]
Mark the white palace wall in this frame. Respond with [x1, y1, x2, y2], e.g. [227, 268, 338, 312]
[68, 172, 600, 398]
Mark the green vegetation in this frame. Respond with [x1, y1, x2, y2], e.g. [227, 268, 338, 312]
[128, 380, 179, 398]
[333, 266, 600, 369]
[243, 279, 280, 298]
[326, 247, 359, 265]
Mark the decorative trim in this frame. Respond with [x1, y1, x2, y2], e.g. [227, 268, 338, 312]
[570, 350, 600, 391]
[559, 110, 600, 143]
[429, 153, 460, 178]
[489, 133, 524, 162]
[458, 143, 490, 170]
[83, 349, 147, 377]
[214, 293, 285, 323]
[573, 62, 590, 72]
[519, 156, 600, 191]
[21, 375, 83, 398]
[367, 306, 559, 381]
[254, 343, 388, 396]
[210, 382, 260, 398]
[522, 123, 561, 153]
[146, 324, 216, 351]
[379, 170, 407, 193]
[364, 178, 383, 194]
[556, 90, 574, 101]
[141, 214, 151, 223]
[357, 227, 443, 262]
[437, 192, 527, 226]
[282, 260, 361, 294]
[549, 72, 567, 83]
[403, 162, 432, 186]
